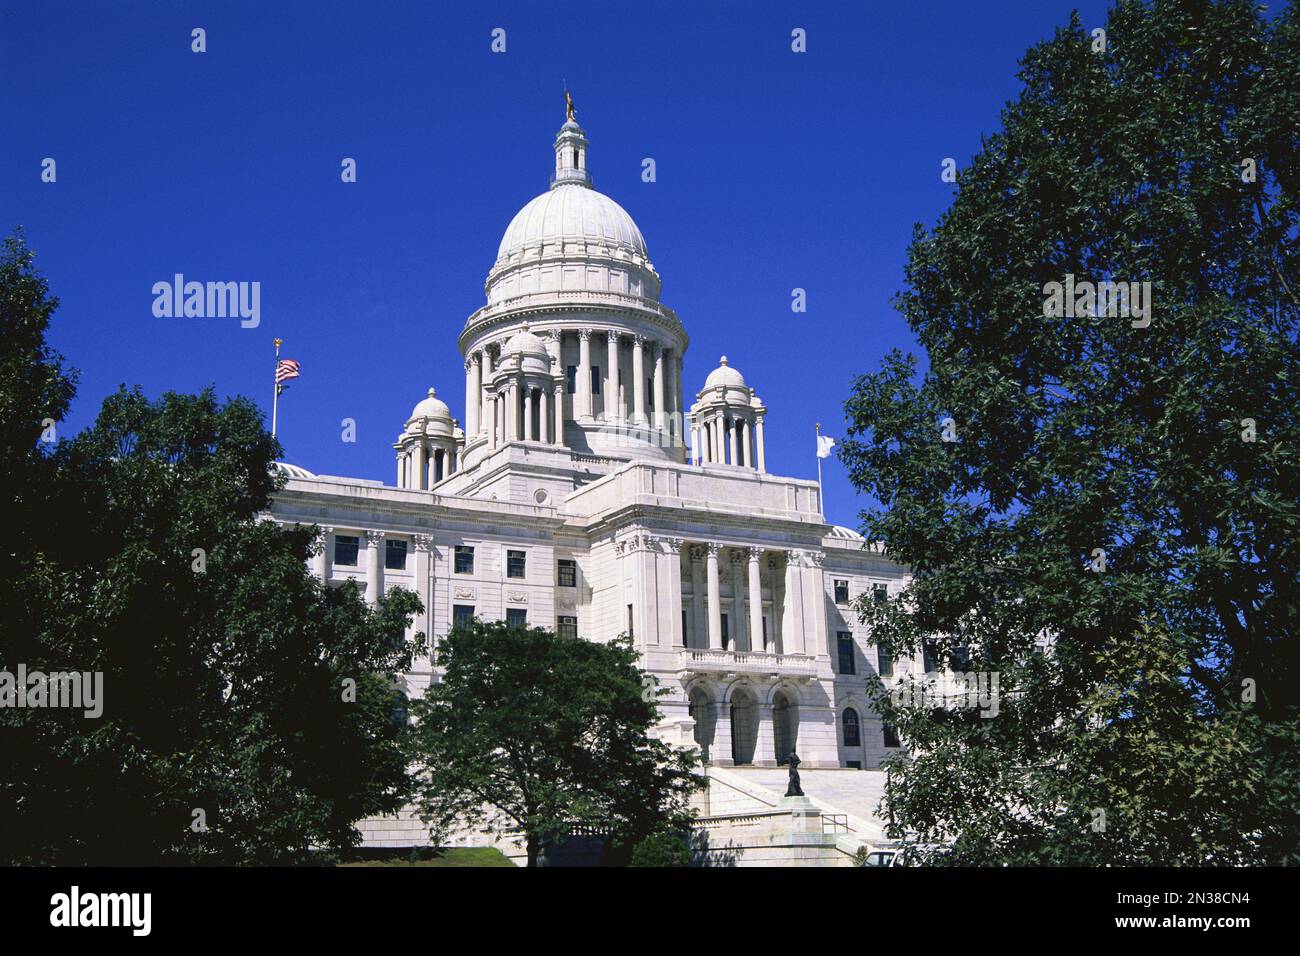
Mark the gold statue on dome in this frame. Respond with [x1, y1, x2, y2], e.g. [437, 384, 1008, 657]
[564, 86, 577, 123]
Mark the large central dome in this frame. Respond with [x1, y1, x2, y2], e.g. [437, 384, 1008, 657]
[482, 118, 661, 306]
[495, 185, 647, 263]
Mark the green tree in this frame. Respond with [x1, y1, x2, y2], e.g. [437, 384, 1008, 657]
[409, 620, 701, 867]
[839, 0, 1299, 865]
[0, 233, 424, 864]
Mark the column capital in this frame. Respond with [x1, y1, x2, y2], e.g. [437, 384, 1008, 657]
[464, 358, 474, 372]
[319, 524, 335, 535]
[632, 333, 647, 347]
[689, 543, 707, 561]
[365, 529, 386, 545]
[412, 534, 434, 552]
[606, 328, 621, 344]
[578, 327, 593, 341]
[705, 542, 721, 557]
[744, 546, 763, 561]
[663, 536, 683, 554]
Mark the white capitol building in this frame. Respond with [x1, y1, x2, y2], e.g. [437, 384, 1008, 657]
[269, 108, 935, 863]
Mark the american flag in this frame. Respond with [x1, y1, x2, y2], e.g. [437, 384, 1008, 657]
[275, 358, 300, 392]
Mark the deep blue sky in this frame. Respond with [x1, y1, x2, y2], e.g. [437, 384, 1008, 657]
[2, 0, 1116, 526]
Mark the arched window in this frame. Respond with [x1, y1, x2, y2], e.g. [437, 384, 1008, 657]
[842, 708, 861, 747]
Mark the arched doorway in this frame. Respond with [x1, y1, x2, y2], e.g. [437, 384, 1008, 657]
[688, 687, 715, 763]
[729, 688, 757, 766]
[772, 691, 799, 765]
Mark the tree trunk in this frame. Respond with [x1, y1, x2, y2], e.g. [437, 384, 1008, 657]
[526, 833, 539, 868]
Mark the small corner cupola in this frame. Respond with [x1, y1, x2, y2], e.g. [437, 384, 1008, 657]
[552, 86, 592, 189]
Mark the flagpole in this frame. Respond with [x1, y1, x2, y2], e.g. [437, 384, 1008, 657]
[272, 338, 281, 439]
[816, 421, 824, 508]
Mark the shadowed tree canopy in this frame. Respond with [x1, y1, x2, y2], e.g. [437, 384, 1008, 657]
[0, 233, 424, 864]
[409, 620, 701, 867]
[839, 0, 1299, 864]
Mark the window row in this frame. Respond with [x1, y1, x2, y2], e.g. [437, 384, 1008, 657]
[836, 634, 964, 676]
[834, 579, 889, 606]
[332, 535, 409, 571]
[450, 604, 577, 637]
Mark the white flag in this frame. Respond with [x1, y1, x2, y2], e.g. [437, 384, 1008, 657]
[817, 434, 836, 458]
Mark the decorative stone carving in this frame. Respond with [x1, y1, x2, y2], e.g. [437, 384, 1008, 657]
[453, 586, 476, 600]
[506, 590, 528, 604]
[365, 529, 385, 545]
[412, 534, 433, 552]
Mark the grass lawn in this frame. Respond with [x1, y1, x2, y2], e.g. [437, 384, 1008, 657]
[338, 847, 515, 867]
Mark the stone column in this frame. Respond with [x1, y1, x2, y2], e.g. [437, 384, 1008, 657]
[523, 386, 534, 442]
[465, 356, 481, 438]
[314, 525, 334, 582]
[670, 352, 683, 441]
[413, 441, 426, 490]
[730, 548, 748, 651]
[652, 341, 666, 433]
[481, 346, 496, 437]
[782, 551, 806, 655]
[553, 382, 565, 446]
[664, 538, 685, 648]
[756, 414, 767, 473]
[632, 335, 647, 425]
[413, 533, 433, 651]
[747, 547, 764, 650]
[604, 330, 619, 420]
[705, 543, 722, 650]
[611, 333, 623, 421]
[539, 387, 549, 444]
[713, 414, 724, 462]
[689, 544, 706, 648]
[806, 551, 829, 658]
[578, 329, 593, 421]
[365, 530, 385, 605]
[690, 422, 700, 465]
[505, 382, 517, 440]
[768, 554, 784, 654]
[728, 416, 739, 465]
[488, 393, 499, 449]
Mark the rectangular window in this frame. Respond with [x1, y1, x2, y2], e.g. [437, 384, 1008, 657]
[872, 583, 888, 604]
[452, 604, 474, 631]
[384, 538, 408, 571]
[627, 603, 634, 639]
[557, 558, 577, 587]
[566, 365, 577, 394]
[834, 579, 850, 605]
[883, 724, 901, 749]
[454, 545, 474, 575]
[591, 366, 601, 395]
[506, 607, 527, 627]
[877, 645, 894, 678]
[333, 534, 359, 567]
[557, 615, 577, 639]
[837, 632, 856, 675]
[923, 640, 940, 674]
[507, 549, 526, 579]
[682, 609, 689, 646]
[720, 614, 730, 649]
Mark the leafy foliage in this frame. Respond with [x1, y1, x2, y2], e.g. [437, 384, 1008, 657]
[0, 234, 423, 864]
[840, 0, 1300, 864]
[409, 620, 701, 866]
